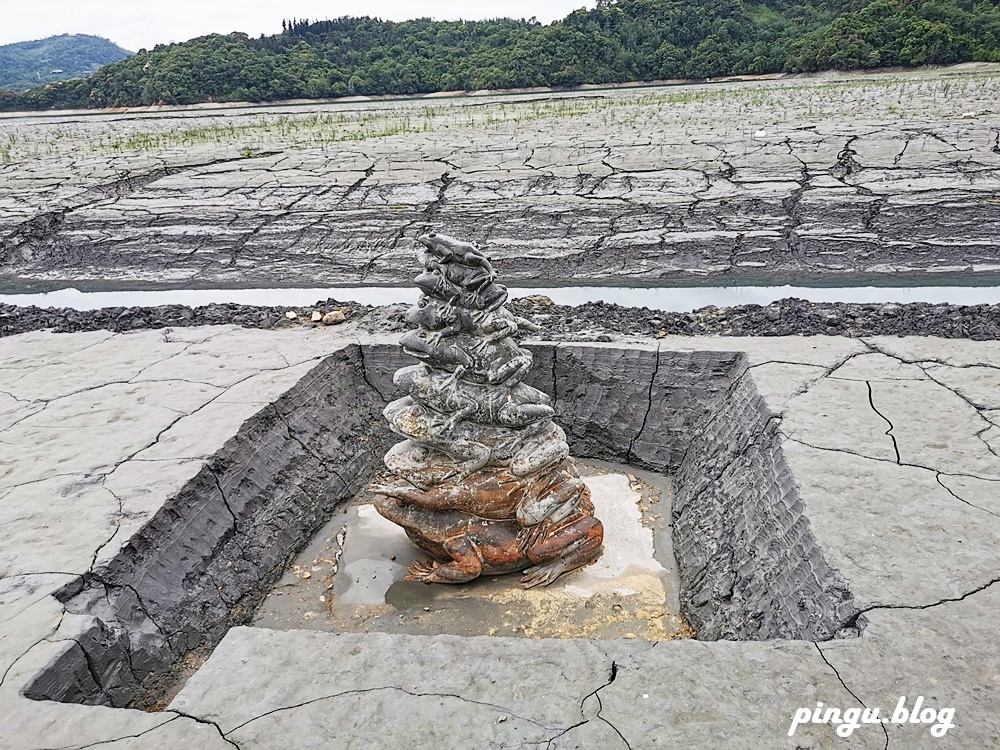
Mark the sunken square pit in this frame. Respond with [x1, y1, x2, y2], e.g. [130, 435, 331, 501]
[24, 341, 860, 710]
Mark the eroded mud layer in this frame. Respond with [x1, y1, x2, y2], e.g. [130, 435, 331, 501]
[2, 65, 999, 289]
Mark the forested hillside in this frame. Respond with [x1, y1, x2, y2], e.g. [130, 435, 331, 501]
[2, 0, 999, 111]
[0, 34, 131, 91]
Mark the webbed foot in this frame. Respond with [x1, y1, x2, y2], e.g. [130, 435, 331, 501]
[406, 536, 484, 584]
[520, 559, 569, 588]
[516, 520, 549, 554]
[520, 517, 604, 588]
[406, 559, 441, 583]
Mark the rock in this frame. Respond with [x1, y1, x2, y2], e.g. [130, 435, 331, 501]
[321, 311, 347, 326]
[521, 295, 554, 306]
[284, 311, 298, 320]
[311, 311, 322, 322]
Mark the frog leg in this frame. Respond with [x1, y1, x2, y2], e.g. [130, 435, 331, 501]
[487, 316, 519, 338]
[406, 559, 442, 579]
[517, 476, 587, 527]
[486, 353, 532, 385]
[407, 535, 484, 584]
[472, 322, 516, 353]
[372, 481, 474, 510]
[408, 429, 492, 478]
[498, 401, 554, 428]
[463, 249, 495, 276]
[441, 363, 468, 389]
[423, 328, 446, 346]
[520, 515, 604, 588]
[514, 315, 541, 333]
[443, 393, 479, 431]
[440, 296, 457, 319]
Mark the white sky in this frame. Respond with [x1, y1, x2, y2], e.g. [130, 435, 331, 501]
[4, 1, 595, 51]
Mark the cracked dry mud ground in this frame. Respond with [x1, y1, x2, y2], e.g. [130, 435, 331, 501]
[2, 64, 1000, 290]
[1, 326, 998, 749]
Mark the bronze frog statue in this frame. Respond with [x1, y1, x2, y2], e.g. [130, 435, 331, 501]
[373, 232, 605, 588]
[374, 458, 602, 587]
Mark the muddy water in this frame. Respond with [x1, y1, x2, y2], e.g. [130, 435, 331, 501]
[4, 284, 1000, 312]
[253, 461, 692, 642]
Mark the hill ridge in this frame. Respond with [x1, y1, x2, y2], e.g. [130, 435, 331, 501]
[2, 1, 999, 110]
[0, 33, 131, 91]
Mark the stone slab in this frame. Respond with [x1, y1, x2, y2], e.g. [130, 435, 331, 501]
[784, 441, 1000, 608]
[169, 626, 886, 749]
[820, 583, 1000, 750]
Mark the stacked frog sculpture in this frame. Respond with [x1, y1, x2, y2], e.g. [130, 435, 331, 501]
[373, 232, 605, 587]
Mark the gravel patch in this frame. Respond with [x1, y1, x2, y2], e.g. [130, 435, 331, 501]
[3, 295, 1000, 339]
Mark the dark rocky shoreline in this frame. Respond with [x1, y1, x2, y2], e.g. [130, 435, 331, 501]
[4, 295, 1000, 340]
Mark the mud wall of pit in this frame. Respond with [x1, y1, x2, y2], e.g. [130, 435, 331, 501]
[24, 345, 401, 708]
[522, 343, 860, 642]
[24, 341, 858, 711]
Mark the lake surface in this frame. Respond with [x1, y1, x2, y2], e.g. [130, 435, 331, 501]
[2, 285, 1000, 312]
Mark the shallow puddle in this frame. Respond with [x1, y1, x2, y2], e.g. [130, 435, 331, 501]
[5, 283, 1000, 312]
[253, 461, 693, 641]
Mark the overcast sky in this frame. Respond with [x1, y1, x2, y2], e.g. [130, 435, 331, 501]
[5, 1, 595, 51]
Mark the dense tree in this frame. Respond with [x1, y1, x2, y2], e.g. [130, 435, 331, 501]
[3, 0, 1000, 111]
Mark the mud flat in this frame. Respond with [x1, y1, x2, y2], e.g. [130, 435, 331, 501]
[2, 325, 998, 747]
[1, 64, 999, 290]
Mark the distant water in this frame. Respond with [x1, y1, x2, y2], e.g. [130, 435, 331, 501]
[2, 285, 1000, 312]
